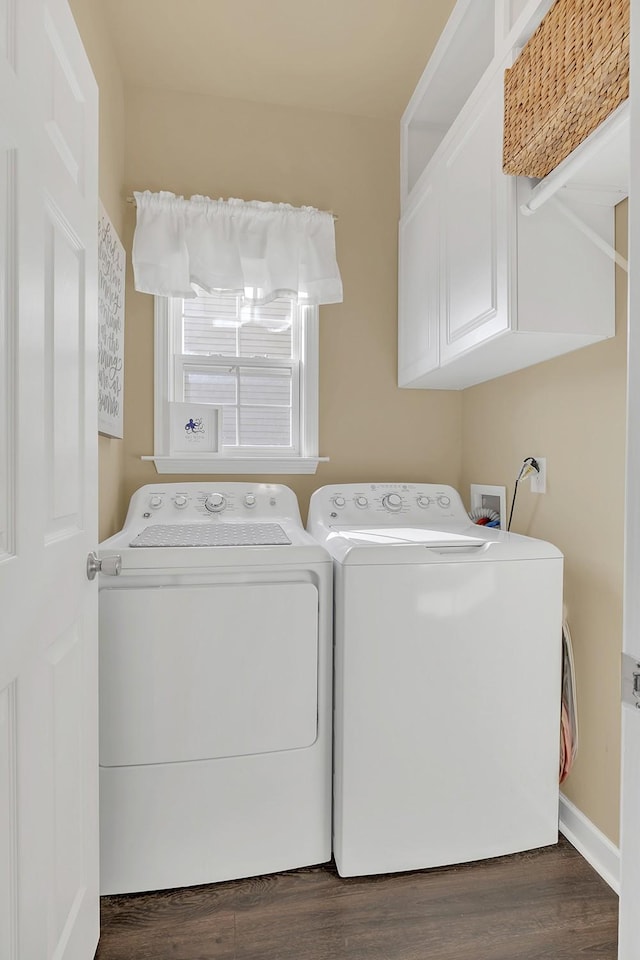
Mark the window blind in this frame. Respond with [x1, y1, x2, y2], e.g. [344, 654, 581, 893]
[178, 293, 298, 450]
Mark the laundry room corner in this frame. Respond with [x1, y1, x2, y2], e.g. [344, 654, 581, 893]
[459, 200, 628, 850]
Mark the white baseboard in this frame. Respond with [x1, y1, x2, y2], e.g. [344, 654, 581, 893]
[559, 792, 620, 894]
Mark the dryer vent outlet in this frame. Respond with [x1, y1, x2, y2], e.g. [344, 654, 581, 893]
[470, 484, 507, 530]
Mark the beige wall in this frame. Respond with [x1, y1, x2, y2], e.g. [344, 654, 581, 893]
[69, 0, 127, 540]
[121, 86, 462, 520]
[460, 202, 628, 844]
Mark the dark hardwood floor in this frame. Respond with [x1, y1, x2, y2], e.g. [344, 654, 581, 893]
[96, 837, 618, 960]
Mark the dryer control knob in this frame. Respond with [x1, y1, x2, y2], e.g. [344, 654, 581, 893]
[149, 495, 163, 509]
[382, 493, 403, 511]
[355, 496, 369, 508]
[437, 495, 451, 508]
[174, 495, 188, 508]
[244, 494, 257, 508]
[416, 495, 430, 508]
[205, 493, 227, 513]
[333, 496, 346, 508]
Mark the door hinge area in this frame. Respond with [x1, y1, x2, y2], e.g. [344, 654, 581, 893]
[622, 653, 640, 710]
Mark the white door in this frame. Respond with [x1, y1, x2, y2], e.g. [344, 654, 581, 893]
[0, 0, 99, 957]
[440, 63, 510, 365]
[618, 3, 640, 953]
[398, 176, 440, 385]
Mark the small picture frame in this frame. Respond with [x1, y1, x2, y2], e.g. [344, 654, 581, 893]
[169, 402, 223, 455]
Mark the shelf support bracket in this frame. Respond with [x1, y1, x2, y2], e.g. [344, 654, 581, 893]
[546, 197, 628, 273]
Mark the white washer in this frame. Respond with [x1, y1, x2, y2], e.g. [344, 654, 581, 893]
[98, 482, 332, 894]
[307, 482, 563, 878]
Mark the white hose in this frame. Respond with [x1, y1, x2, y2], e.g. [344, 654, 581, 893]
[468, 507, 500, 523]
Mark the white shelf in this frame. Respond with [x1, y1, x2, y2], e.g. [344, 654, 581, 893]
[521, 100, 630, 214]
[401, 0, 496, 205]
[141, 455, 328, 475]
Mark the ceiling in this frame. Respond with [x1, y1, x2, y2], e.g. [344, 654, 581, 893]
[102, 0, 456, 119]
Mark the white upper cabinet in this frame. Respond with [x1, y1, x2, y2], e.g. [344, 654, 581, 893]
[439, 67, 509, 365]
[398, 0, 623, 391]
[398, 179, 440, 382]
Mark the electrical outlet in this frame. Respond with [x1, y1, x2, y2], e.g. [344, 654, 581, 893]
[531, 457, 546, 494]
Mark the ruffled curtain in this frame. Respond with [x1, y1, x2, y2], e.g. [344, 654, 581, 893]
[132, 191, 343, 305]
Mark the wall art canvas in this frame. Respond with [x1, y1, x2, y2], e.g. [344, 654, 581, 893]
[98, 204, 125, 438]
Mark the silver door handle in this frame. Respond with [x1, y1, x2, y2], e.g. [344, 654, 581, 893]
[87, 551, 121, 580]
[622, 653, 640, 710]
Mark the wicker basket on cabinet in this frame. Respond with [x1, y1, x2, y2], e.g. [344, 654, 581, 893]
[503, 0, 629, 179]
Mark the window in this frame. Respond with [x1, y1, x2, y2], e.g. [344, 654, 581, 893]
[151, 290, 321, 474]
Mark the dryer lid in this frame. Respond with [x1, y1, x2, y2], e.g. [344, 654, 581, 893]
[130, 521, 291, 548]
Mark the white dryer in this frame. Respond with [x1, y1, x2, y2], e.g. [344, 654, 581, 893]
[307, 482, 563, 878]
[98, 482, 332, 894]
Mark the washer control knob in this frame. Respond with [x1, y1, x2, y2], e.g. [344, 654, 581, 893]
[149, 495, 163, 509]
[333, 496, 346, 508]
[382, 493, 403, 511]
[416, 495, 430, 509]
[437, 495, 451, 508]
[244, 494, 257, 508]
[174, 495, 188, 509]
[205, 493, 227, 513]
[355, 496, 369, 508]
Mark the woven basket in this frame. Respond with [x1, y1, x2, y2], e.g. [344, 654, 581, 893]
[503, 0, 629, 179]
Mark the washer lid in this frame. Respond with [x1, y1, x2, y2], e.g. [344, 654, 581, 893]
[333, 526, 484, 548]
[320, 523, 563, 565]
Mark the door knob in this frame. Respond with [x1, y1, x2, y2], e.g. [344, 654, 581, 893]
[87, 552, 121, 580]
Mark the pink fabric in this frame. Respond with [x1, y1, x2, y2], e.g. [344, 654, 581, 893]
[559, 701, 573, 784]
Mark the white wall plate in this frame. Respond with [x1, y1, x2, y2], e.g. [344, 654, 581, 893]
[470, 483, 507, 530]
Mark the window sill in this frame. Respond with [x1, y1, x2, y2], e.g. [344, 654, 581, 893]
[141, 455, 329, 475]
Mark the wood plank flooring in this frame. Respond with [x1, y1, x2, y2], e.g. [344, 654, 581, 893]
[96, 837, 618, 960]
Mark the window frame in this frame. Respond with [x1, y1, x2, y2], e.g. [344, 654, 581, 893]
[147, 295, 323, 475]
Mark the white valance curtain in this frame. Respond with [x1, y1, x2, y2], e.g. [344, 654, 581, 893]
[132, 190, 343, 305]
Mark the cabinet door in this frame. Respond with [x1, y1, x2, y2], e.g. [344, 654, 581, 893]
[440, 71, 511, 365]
[398, 178, 439, 385]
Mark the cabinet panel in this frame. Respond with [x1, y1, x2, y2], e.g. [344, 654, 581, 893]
[398, 180, 439, 385]
[440, 74, 510, 364]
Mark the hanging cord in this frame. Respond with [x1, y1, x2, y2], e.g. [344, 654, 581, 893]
[507, 457, 540, 531]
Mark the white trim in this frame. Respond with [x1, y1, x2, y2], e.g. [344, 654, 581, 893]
[558, 793, 620, 894]
[300, 307, 319, 458]
[493, 0, 507, 47]
[620, 4, 640, 951]
[141, 455, 328, 475]
[154, 297, 172, 457]
[502, 0, 557, 54]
